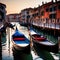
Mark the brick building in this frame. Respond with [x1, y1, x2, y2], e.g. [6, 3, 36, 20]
[20, 8, 33, 25]
[7, 14, 20, 22]
[20, 0, 60, 30]
[38, 0, 60, 29]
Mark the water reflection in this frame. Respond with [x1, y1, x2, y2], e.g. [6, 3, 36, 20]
[33, 27, 58, 43]
[32, 26, 59, 60]
[2, 22, 33, 60]
[0, 34, 2, 60]
[12, 47, 33, 60]
[2, 22, 59, 60]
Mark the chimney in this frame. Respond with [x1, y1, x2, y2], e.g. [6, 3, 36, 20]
[42, 2, 44, 5]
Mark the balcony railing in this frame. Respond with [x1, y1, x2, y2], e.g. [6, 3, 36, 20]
[32, 22, 60, 30]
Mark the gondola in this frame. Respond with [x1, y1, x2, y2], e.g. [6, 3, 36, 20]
[12, 27, 30, 54]
[29, 29, 58, 53]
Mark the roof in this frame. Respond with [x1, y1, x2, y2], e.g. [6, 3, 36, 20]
[40, 1, 60, 8]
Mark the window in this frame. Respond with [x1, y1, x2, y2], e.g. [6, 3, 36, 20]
[41, 11, 44, 16]
[54, 6, 56, 11]
[46, 18, 48, 23]
[50, 6, 56, 12]
[49, 14, 56, 19]
[58, 5, 60, 9]
[50, 8, 52, 12]
[27, 15, 30, 19]
[36, 13, 39, 16]
[57, 19, 60, 23]
[46, 8, 49, 12]
[32, 14, 35, 17]
[27, 11, 29, 14]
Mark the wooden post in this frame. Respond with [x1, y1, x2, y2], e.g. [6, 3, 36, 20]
[8, 27, 10, 51]
[54, 29, 56, 36]
[58, 37, 60, 50]
[58, 36, 60, 60]
[0, 32, 2, 60]
[28, 30, 33, 49]
[30, 36, 33, 49]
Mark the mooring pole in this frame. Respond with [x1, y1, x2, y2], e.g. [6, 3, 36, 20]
[58, 36, 60, 60]
[7, 27, 10, 55]
[8, 28, 10, 55]
[0, 32, 2, 60]
[58, 37, 60, 50]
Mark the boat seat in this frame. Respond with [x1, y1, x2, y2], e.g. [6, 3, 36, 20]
[13, 38, 25, 41]
[34, 37, 46, 41]
[32, 34, 41, 37]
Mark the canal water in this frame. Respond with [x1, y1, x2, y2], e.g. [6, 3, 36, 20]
[2, 22, 59, 60]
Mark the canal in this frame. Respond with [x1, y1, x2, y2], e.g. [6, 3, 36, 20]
[2, 22, 59, 60]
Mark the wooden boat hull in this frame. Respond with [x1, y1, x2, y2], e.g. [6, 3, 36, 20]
[32, 39, 58, 53]
[20, 23, 28, 27]
[12, 40, 30, 54]
[12, 27, 30, 54]
[29, 30, 58, 53]
[12, 46, 33, 60]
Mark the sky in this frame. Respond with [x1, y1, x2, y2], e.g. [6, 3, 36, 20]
[0, 0, 51, 14]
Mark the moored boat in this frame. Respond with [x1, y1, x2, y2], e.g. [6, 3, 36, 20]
[20, 22, 28, 27]
[29, 29, 58, 53]
[12, 27, 30, 54]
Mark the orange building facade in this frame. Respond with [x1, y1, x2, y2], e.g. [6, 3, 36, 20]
[20, 0, 60, 30]
[32, 0, 60, 30]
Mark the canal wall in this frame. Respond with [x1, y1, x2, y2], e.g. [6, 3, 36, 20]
[32, 24, 60, 37]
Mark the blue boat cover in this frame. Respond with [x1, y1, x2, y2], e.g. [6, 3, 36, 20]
[12, 28, 24, 37]
[12, 27, 30, 45]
